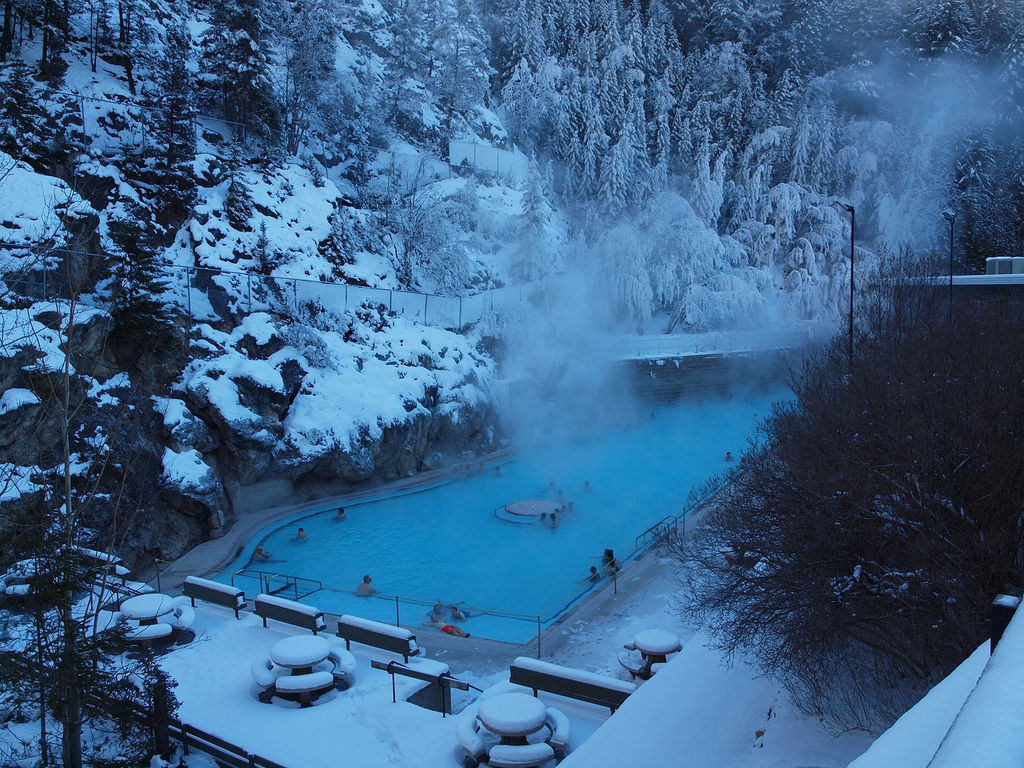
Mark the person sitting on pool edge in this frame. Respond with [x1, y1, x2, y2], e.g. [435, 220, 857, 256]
[425, 618, 470, 637]
[356, 575, 377, 596]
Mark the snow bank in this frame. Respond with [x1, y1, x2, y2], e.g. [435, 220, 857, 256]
[845, 641, 988, 768]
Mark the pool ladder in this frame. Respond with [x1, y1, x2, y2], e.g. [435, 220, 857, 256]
[232, 569, 323, 602]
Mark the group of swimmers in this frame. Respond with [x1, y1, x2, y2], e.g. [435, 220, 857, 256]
[422, 602, 472, 637]
[453, 462, 501, 477]
[585, 548, 621, 583]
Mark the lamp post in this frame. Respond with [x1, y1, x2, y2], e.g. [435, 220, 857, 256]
[838, 202, 855, 369]
[942, 210, 956, 325]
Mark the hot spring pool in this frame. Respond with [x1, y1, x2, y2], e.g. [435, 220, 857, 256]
[221, 388, 786, 643]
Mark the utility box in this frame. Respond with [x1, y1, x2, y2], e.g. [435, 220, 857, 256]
[990, 594, 1020, 652]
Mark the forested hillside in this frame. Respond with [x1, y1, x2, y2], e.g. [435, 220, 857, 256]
[0, 0, 1022, 565]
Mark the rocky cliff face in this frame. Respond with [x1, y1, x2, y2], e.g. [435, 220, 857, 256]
[0, 296, 499, 571]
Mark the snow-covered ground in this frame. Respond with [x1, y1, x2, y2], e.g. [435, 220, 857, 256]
[146, 552, 878, 768]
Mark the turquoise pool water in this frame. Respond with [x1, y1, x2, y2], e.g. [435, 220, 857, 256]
[222, 388, 785, 643]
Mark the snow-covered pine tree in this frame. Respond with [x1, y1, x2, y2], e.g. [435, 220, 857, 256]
[201, 0, 280, 139]
[280, 0, 339, 155]
[512, 163, 558, 281]
[106, 204, 172, 340]
[428, 0, 492, 131]
[148, 11, 197, 228]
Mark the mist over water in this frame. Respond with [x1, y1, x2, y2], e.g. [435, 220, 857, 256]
[227, 386, 788, 643]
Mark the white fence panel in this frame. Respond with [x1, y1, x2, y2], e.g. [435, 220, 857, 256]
[391, 290, 428, 320]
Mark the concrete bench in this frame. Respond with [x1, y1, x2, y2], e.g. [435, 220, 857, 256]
[182, 576, 246, 619]
[456, 702, 487, 764]
[274, 670, 335, 707]
[254, 594, 327, 634]
[510, 656, 636, 713]
[487, 743, 555, 768]
[336, 614, 421, 662]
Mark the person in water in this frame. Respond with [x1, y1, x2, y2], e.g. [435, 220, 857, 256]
[586, 565, 601, 583]
[356, 575, 377, 595]
[602, 548, 620, 575]
[254, 545, 272, 561]
[335, 507, 347, 520]
[294, 527, 308, 541]
[549, 512, 559, 528]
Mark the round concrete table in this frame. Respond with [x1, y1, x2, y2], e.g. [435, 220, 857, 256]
[504, 500, 561, 518]
[120, 593, 175, 626]
[477, 692, 547, 745]
[270, 635, 331, 674]
[632, 629, 681, 663]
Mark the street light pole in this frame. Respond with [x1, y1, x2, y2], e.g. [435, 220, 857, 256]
[942, 210, 956, 326]
[839, 202, 855, 369]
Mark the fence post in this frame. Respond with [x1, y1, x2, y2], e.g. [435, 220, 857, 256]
[458, 298, 463, 328]
[395, 596, 401, 626]
[536, 616, 542, 659]
[293, 279, 298, 316]
[247, 273, 252, 314]
[423, 293, 428, 323]
[186, 269, 193, 332]
[389, 290, 394, 312]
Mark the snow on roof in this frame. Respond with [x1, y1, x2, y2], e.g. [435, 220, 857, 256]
[927, 612, 1024, 768]
[557, 633, 873, 768]
[847, 642, 988, 768]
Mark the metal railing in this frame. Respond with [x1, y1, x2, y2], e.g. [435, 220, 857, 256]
[617, 327, 814, 359]
[1, 243, 537, 332]
[230, 569, 323, 601]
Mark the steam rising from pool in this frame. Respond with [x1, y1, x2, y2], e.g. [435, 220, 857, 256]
[225, 388, 787, 643]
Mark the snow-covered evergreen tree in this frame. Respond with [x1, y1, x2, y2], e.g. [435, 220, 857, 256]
[201, 0, 280, 138]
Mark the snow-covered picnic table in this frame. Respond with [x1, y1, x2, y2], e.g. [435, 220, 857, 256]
[477, 692, 548, 741]
[631, 629, 681, 658]
[619, 629, 682, 680]
[270, 635, 331, 671]
[120, 593, 175, 625]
